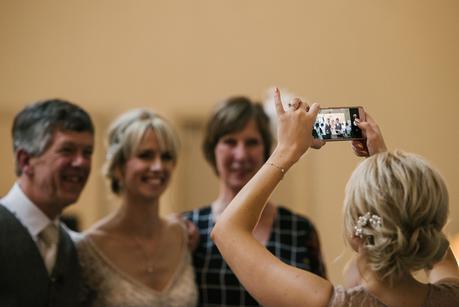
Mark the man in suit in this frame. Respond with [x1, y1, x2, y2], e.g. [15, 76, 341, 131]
[0, 99, 95, 306]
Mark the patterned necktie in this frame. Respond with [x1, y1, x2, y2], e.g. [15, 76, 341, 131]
[38, 223, 59, 274]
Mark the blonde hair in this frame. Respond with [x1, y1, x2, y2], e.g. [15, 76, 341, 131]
[344, 150, 449, 284]
[104, 109, 179, 194]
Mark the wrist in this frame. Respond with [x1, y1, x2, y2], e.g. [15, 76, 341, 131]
[269, 147, 298, 171]
[265, 161, 286, 178]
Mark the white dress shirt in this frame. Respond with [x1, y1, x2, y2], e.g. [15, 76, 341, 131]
[0, 182, 60, 255]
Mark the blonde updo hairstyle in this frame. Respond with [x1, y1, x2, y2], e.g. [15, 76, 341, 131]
[344, 150, 449, 284]
[104, 109, 179, 195]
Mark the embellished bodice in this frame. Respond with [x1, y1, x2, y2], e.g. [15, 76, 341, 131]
[77, 234, 197, 307]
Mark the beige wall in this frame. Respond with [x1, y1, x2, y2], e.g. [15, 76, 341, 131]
[1, 0, 458, 284]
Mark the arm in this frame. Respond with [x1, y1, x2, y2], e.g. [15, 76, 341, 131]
[426, 247, 459, 283]
[211, 89, 332, 307]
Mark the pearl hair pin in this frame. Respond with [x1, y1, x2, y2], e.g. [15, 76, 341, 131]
[354, 212, 383, 239]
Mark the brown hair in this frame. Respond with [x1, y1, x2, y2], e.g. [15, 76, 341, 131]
[202, 96, 272, 174]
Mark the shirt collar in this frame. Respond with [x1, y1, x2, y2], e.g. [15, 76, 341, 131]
[1, 182, 59, 239]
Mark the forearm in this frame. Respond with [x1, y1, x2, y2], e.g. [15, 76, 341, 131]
[212, 149, 294, 236]
[213, 89, 319, 235]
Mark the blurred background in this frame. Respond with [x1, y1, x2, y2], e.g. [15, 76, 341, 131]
[1, 0, 458, 284]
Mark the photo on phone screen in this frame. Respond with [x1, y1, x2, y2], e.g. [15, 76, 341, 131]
[313, 107, 365, 141]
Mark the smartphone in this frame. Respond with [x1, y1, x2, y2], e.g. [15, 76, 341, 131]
[312, 107, 365, 141]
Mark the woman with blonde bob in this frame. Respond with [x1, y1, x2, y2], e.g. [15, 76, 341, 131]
[77, 109, 197, 306]
[211, 88, 459, 307]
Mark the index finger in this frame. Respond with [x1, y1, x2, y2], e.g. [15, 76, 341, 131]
[308, 102, 321, 118]
[274, 87, 285, 115]
[363, 112, 375, 124]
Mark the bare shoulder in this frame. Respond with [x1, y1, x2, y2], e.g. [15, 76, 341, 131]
[163, 214, 187, 236]
[161, 214, 190, 249]
[81, 218, 128, 252]
[164, 212, 186, 226]
[164, 213, 200, 252]
[83, 213, 116, 236]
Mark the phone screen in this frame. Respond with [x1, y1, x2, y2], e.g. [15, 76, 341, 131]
[313, 107, 364, 141]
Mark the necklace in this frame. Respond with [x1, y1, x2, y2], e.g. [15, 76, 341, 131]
[134, 237, 156, 274]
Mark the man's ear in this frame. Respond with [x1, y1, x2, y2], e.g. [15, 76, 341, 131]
[16, 149, 33, 176]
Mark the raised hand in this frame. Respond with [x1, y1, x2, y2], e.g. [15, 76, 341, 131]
[352, 112, 387, 157]
[272, 88, 324, 167]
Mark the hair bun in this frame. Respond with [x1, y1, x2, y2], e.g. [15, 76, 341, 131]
[344, 151, 450, 283]
[398, 225, 449, 271]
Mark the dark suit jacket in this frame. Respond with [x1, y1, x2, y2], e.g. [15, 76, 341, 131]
[0, 204, 88, 307]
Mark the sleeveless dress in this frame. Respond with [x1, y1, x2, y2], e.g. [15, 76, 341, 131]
[329, 279, 459, 307]
[77, 229, 198, 307]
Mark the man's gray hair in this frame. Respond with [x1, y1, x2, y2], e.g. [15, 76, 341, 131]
[12, 98, 94, 175]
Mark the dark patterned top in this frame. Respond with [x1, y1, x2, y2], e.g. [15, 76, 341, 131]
[184, 206, 327, 306]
